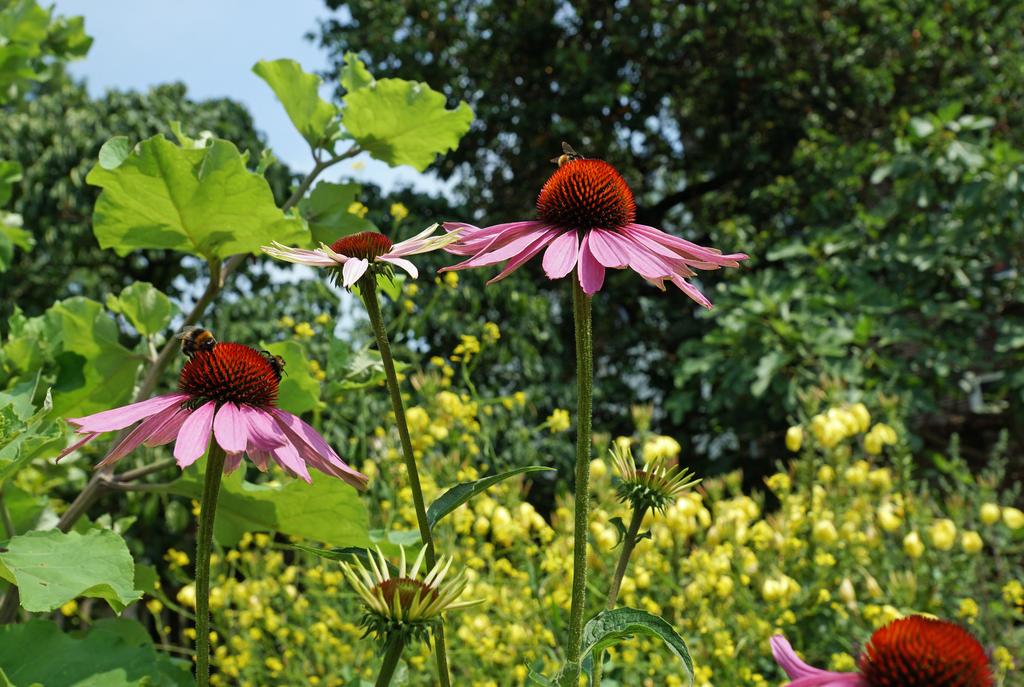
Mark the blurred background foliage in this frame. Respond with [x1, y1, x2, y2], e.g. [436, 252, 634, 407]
[317, 0, 1024, 476]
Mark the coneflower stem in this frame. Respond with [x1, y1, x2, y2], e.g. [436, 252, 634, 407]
[593, 504, 647, 684]
[375, 635, 407, 687]
[194, 443, 226, 687]
[358, 276, 452, 687]
[559, 276, 593, 687]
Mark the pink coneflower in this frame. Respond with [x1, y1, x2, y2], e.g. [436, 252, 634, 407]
[57, 342, 367, 490]
[440, 145, 748, 306]
[261, 224, 460, 287]
[771, 616, 993, 687]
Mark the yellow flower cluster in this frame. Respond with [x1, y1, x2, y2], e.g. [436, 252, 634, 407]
[166, 396, 1022, 686]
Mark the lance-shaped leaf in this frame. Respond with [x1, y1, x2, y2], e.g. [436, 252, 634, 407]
[0, 528, 142, 613]
[87, 134, 305, 259]
[341, 53, 473, 171]
[581, 608, 694, 685]
[426, 465, 554, 530]
[253, 58, 339, 148]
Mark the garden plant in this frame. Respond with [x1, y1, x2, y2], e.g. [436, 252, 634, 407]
[1, 2, 1022, 687]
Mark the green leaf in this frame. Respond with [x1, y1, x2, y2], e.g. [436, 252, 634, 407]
[167, 466, 370, 548]
[258, 339, 321, 415]
[299, 181, 376, 246]
[341, 56, 473, 171]
[97, 135, 132, 170]
[106, 281, 175, 336]
[526, 666, 556, 686]
[253, 59, 339, 148]
[0, 216, 32, 272]
[426, 465, 554, 530]
[340, 51, 374, 92]
[0, 159, 22, 205]
[0, 619, 192, 687]
[87, 134, 306, 259]
[47, 297, 142, 418]
[0, 383, 63, 484]
[580, 608, 693, 686]
[0, 483, 46, 534]
[0, 528, 142, 613]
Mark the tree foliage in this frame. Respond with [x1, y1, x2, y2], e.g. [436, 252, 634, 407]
[316, 0, 1024, 466]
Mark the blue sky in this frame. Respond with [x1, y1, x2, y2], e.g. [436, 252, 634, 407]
[53, 0, 447, 195]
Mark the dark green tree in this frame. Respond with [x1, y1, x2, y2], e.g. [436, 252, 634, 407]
[0, 79, 292, 318]
[315, 0, 1024, 468]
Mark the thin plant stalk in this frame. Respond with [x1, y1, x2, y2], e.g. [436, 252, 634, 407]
[558, 276, 594, 687]
[194, 443, 227, 687]
[593, 504, 648, 685]
[358, 275, 452, 687]
[375, 636, 408, 687]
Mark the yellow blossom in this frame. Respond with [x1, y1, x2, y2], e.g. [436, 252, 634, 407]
[785, 425, 803, 452]
[1002, 507, 1024, 530]
[928, 518, 957, 551]
[980, 503, 1001, 525]
[443, 272, 459, 288]
[293, 322, 314, 339]
[546, 409, 571, 433]
[347, 201, 369, 218]
[960, 531, 983, 554]
[389, 202, 409, 222]
[903, 531, 925, 559]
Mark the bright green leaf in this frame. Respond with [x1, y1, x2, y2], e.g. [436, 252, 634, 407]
[97, 136, 132, 170]
[87, 134, 306, 259]
[0, 483, 46, 534]
[46, 297, 141, 418]
[581, 608, 693, 685]
[299, 181, 376, 246]
[340, 51, 374, 92]
[0, 528, 142, 613]
[342, 56, 473, 171]
[258, 339, 321, 415]
[167, 466, 370, 548]
[0, 159, 22, 205]
[0, 383, 63, 484]
[253, 58, 339, 148]
[426, 466, 555, 530]
[0, 217, 33, 272]
[0, 619, 192, 687]
[106, 281, 175, 336]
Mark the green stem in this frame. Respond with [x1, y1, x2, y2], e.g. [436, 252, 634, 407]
[559, 276, 594, 687]
[358, 276, 452, 687]
[374, 635, 407, 687]
[194, 443, 226, 687]
[593, 505, 647, 685]
[0, 487, 15, 539]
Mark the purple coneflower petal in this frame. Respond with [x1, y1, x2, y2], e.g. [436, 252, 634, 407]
[770, 636, 863, 686]
[224, 452, 244, 474]
[577, 233, 606, 294]
[443, 225, 552, 272]
[342, 258, 370, 287]
[671, 275, 713, 309]
[627, 223, 748, 267]
[487, 227, 562, 284]
[270, 408, 369, 490]
[68, 393, 188, 433]
[56, 432, 101, 462]
[587, 227, 629, 269]
[213, 402, 247, 453]
[541, 230, 579, 279]
[244, 406, 311, 483]
[173, 401, 216, 468]
[142, 406, 191, 447]
[379, 255, 418, 278]
[98, 405, 184, 468]
[262, 242, 339, 267]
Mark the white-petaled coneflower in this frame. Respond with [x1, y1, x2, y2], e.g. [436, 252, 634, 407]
[340, 546, 480, 644]
[611, 443, 700, 514]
